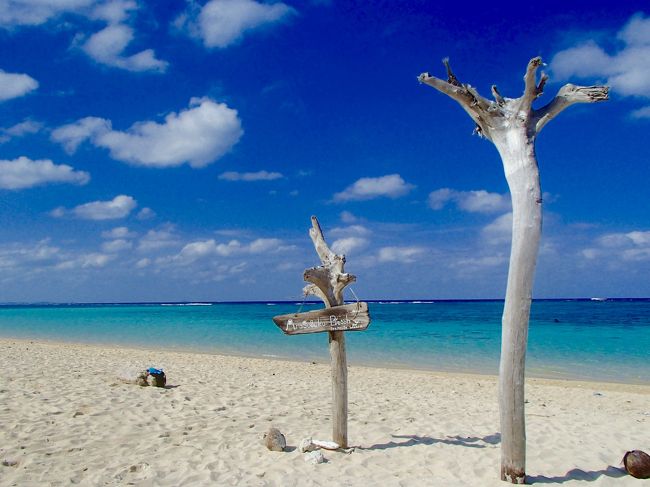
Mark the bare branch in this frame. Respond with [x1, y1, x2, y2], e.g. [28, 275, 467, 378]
[304, 216, 357, 307]
[521, 56, 543, 109]
[304, 266, 336, 307]
[418, 68, 495, 140]
[491, 85, 505, 105]
[309, 215, 336, 266]
[536, 71, 548, 97]
[533, 84, 609, 133]
[442, 57, 461, 87]
[303, 283, 329, 306]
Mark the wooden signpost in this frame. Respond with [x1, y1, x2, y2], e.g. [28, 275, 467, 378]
[272, 216, 371, 448]
[273, 302, 370, 335]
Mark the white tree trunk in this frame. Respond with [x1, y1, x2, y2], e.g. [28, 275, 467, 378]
[494, 133, 542, 484]
[418, 57, 607, 483]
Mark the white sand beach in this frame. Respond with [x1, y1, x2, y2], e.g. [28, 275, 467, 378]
[1, 338, 648, 486]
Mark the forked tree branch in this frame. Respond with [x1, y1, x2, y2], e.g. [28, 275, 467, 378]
[419, 59, 495, 140]
[521, 56, 543, 109]
[533, 84, 609, 133]
[303, 216, 356, 307]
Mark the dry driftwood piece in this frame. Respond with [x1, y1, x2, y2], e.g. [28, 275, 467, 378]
[303, 216, 356, 449]
[623, 450, 650, 479]
[299, 437, 340, 453]
[419, 57, 607, 484]
[263, 427, 286, 452]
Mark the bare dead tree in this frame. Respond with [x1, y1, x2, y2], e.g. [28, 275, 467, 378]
[303, 215, 356, 447]
[418, 57, 608, 483]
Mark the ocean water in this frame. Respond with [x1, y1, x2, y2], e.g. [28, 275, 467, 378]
[0, 300, 648, 384]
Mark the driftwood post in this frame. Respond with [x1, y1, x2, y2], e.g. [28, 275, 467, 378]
[303, 215, 356, 448]
[418, 57, 608, 483]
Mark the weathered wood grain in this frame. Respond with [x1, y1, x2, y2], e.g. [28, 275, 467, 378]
[272, 302, 370, 335]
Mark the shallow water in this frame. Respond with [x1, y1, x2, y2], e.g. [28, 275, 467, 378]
[0, 299, 648, 384]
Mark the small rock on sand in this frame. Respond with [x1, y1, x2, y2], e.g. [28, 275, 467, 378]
[263, 427, 286, 452]
[304, 450, 325, 464]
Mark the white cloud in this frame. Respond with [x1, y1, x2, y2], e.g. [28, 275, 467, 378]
[67, 195, 137, 220]
[81, 23, 168, 72]
[90, 0, 136, 23]
[482, 212, 513, 245]
[52, 98, 243, 168]
[56, 252, 113, 270]
[585, 229, 650, 262]
[136, 207, 156, 220]
[329, 224, 370, 238]
[219, 170, 283, 181]
[334, 174, 415, 202]
[0, 157, 90, 190]
[0, 120, 42, 143]
[332, 237, 368, 255]
[175, 237, 286, 264]
[0, 69, 38, 101]
[135, 257, 150, 268]
[101, 239, 132, 253]
[429, 188, 510, 213]
[177, 0, 296, 49]
[377, 246, 425, 263]
[0, 0, 95, 27]
[51, 116, 111, 153]
[631, 106, 650, 119]
[101, 226, 133, 239]
[138, 228, 180, 252]
[340, 211, 358, 223]
[550, 13, 650, 112]
[453, 254, 508, 269]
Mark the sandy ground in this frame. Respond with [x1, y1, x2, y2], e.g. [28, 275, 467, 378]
[0, 338, 648, 486]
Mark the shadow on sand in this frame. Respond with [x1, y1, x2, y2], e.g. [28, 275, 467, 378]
[527, 466, 627, 484]
[358, 433, 501, 451]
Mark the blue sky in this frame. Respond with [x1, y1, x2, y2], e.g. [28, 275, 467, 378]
[1, 0, 649, 302]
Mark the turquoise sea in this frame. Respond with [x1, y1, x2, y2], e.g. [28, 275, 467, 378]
[0, 299, 648, 384]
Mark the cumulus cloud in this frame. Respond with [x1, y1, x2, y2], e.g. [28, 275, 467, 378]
[81, 23, 168, 72]
[332, 237, 368, 255]
[56, 252, 113, 270]
[329, 224, 370, 238]
[136, 207, 156, 220]
[219, 170, 283, 181]
[174, 237, 286, 264]
[429, 188, 510, 213]
[377, 246, 425, 263]
[0, 69, 38, 101]
[0, 119, 42, 143]
[550, 13, 650, 115]
[340, 211, 358, 223]
[101, 239, 132, 253]
[176, 0, 296, 49]
[585, 229, 650, 262]
[333, 174, 415, 202]
[51, 117, 111, 153]
[1, 1, 165, 74]
[53, 195, 137, 220]
[0, 0, 98, 27]
[0, 157, 90, 190]
[482, 212, 513, 245]
[101, 226, 134, 239]
[137, 227, 180, 252]
[51, 98, 243, 168]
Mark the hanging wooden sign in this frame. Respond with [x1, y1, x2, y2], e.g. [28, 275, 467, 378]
[273, 302, 370, 335]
